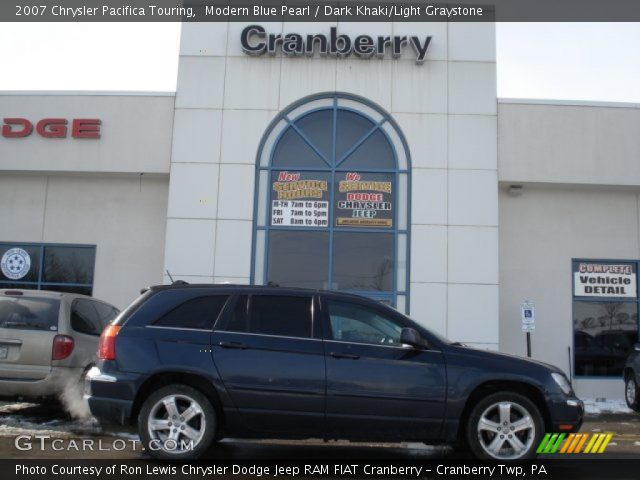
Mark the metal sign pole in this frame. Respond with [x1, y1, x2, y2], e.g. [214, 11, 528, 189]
[521, 300, 535, 358]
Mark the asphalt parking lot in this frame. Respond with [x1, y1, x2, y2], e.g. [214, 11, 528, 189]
[0, 401, 639, 459]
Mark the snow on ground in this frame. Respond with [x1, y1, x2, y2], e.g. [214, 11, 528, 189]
[0, 402, 101, 437]
[583, 398, 633, 415]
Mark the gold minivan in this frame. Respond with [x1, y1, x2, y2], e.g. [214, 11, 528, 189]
[0, 289, 119, 399]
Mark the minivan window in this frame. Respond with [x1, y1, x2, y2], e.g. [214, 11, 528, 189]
[71, 298, 102, 335]
[153, 295, 229, 330]
[224, 295, 312, 338]
[0, 296, 59, 331]
[93, 301, 120, 329]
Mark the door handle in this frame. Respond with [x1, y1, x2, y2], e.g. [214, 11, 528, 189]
[330, 352, 360, 360]
[218, 341, 248, 350]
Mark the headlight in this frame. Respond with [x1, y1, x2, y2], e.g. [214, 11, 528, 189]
[551, 372, 572, 395]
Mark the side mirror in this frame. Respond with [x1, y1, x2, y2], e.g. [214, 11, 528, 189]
[401, 327, 427, 349]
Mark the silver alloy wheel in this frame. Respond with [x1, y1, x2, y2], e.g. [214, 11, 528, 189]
[626, 378, 636, 405]
[476, 401, 536, 460]
[147, 393, 206, 455]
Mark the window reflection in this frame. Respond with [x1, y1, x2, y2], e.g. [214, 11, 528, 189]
[267, 231, 329, 289]
[44, 246, 95, 284]
[0, 243, 96, 297]
[332, 233, 394, 291]
[573, 301, 639, 376]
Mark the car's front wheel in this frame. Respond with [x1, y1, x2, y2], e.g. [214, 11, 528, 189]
[138, 384, 216, 460]
[625, 374, 640, 411]
[466, 392, 544, 460]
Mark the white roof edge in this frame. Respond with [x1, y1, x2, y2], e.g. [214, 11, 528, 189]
[498, 97, 640, 109]
[0, 90, 176, 97]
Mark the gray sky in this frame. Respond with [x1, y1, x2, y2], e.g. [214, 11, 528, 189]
[1, 22, 639, 103]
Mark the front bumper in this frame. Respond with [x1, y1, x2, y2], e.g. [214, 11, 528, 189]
[548, 395, 585, 431]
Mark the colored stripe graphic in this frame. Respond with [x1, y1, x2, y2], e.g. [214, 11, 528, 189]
[589, 433, 606, 453]
[548, 433, 566, 453]
[537, 433, 614, 454]
[559, 433, 575, 453]
[573, 433, 589, 453]
[536, 433, 552, 454]
[583, 433, 599, 453]
[544, 433, 559, 453]
[597, 433, 613, 453]
[567, 433, 583, 453]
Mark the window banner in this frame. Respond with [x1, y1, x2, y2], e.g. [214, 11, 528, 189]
[573, 262, 637, 298]
[335, 172, 394, 228]
[270, 171, 329, 228]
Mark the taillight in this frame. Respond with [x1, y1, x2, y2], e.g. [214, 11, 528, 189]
[52, 335, 74, 360]
[98, 325, 121, 360]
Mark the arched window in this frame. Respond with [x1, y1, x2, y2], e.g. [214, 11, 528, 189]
[251, 93, 411, 312]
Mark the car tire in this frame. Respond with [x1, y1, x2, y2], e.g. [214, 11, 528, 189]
[625, 374, 640, 411]
[138, 384, 216, 460]
[466, 392, 544, 460]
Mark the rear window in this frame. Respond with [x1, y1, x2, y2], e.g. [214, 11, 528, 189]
[112, 290, 153, 326]
[153, 295, 229, 330]
[0, 296, 59, 331]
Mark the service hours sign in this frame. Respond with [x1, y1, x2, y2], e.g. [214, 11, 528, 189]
[271, 171, 329, 227]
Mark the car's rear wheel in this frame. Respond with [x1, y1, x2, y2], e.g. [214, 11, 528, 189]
[138, 384, 216, 460]
[625, 374, 640, 411]
[466, 392, 544, 460]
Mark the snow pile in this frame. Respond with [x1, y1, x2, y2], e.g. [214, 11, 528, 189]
[583, 398, 633, 415]
[0, 402, 101, 437]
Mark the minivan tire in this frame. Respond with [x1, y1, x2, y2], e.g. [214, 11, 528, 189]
[466, 392, 544, 460]
[138, 384, 216, 460]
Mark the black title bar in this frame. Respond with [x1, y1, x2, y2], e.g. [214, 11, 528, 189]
[5, 459, 640, 480]
[4, 1, 640, 22]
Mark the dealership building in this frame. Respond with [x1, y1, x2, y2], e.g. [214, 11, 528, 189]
[2, 21, 639, 401]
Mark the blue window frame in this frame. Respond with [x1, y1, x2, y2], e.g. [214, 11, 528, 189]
[572, 258, 640, 378]
[0, 242, 96, 296]
[251, 93, 411, 313]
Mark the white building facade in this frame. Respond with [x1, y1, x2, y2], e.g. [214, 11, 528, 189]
[0, 22, 637, 400]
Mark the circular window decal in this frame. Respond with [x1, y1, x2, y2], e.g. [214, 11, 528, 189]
[1, 248, 31, 280]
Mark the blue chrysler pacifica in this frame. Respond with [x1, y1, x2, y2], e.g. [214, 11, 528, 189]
[86, 284, 583, 460]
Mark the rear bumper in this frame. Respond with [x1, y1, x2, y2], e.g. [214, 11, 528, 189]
[0, 366, 84, 399]
[84, 366, 141, 426]
[548, 395, 585, 432]
[85, 395, 133, 426]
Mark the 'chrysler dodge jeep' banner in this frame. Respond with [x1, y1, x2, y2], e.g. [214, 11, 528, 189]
[336, 172, 393, 228]
[573, 262, 637, 298]
[271, 171, 329, 227]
